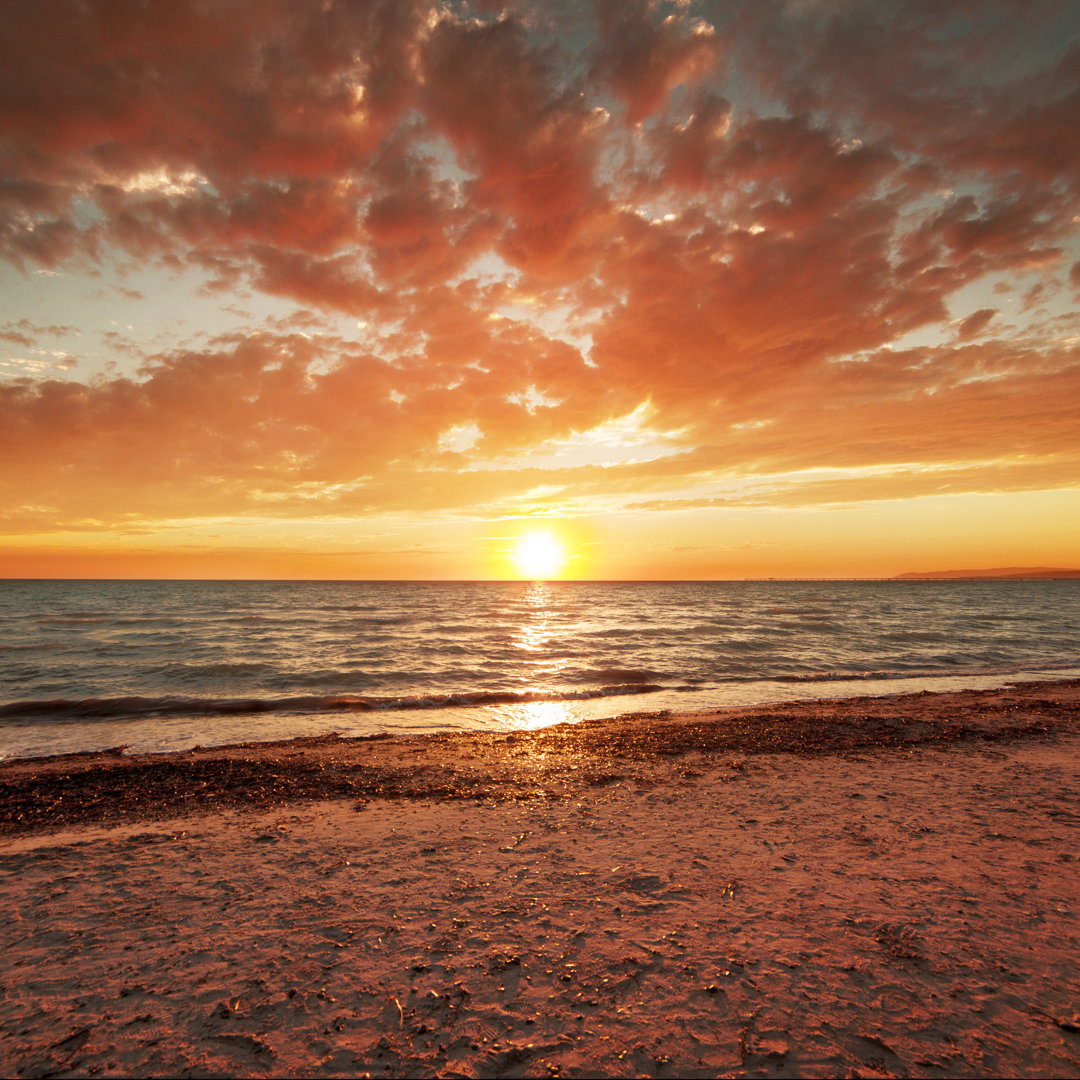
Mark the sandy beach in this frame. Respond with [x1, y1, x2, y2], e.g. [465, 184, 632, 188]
[2, 680, 1079, 1078]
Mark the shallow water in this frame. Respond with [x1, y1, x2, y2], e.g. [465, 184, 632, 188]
[1, 578, 1078, 758]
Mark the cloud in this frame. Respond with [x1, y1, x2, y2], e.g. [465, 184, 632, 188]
[955, 308, 998, 341]
[0, 0, 1078, 542]
[591, 0, 723, 126]
[2, 319, 1077, 531]
[0, 0, 429, 277]
[418, 11, 613, 275]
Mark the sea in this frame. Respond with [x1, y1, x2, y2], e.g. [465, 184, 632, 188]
[1, 578, 1078, 761]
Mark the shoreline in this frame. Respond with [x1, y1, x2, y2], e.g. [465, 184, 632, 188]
[2, 678, 1077, 838]
[7, 665, 1080, 767]
[2, 681, 1079, 1077]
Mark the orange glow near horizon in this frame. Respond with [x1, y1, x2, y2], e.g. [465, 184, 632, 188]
[0, 487, 1079, 580]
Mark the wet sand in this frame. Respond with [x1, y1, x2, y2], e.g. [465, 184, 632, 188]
[2, 681, 1079, 1077]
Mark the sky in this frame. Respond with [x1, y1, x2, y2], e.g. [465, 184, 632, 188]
[1, 0, 1079, 580]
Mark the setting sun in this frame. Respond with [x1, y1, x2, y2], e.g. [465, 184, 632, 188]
[511, 530, 567, 579]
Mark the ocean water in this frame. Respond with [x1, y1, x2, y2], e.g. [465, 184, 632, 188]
[1, 578, 1078, 760]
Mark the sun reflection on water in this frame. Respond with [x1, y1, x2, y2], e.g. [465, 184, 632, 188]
[515, 583, 554, 654]
[500, 699, 578, 731]
[511, 580, 575, 682]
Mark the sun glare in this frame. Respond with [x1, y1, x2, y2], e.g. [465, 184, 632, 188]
[511, 530, 567, 579]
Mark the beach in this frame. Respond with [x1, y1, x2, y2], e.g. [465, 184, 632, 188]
[2, 680, 1079, 1078]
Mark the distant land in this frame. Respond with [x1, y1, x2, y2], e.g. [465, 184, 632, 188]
[894, 567, 1080, 580]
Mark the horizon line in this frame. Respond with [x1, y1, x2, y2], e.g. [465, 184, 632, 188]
[3, 571, 1079, 584]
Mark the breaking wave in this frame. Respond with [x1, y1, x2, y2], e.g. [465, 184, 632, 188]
[0, 683, 667, 724]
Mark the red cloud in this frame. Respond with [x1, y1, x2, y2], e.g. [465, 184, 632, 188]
[956, 308, 998, 341]
[592, 0, 723, 126]
[418, 13, 611, 275]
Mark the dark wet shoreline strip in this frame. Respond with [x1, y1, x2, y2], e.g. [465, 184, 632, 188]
[0, 680, 1076, 838]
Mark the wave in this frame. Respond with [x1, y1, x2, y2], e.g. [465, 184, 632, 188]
[36, 616, 108, 625]
[881, 630, 948, 643]
[765, 606, 836, 617]
[5, 658, 1077, 727]
[767, 669, 936, 683]
[713, 658, 1080, 684]
[576, 667, 668, 684]
[0, 682, 667, 724]
[146, 661, 270, 677]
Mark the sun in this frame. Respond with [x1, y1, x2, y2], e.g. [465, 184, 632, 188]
[511, 530, 567, 579]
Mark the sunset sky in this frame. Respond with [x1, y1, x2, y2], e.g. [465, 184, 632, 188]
[2, 0, 1079, 579]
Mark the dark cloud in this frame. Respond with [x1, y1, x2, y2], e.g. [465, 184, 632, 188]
[956, 308, 998, 340]
[591, 0, 723, 126]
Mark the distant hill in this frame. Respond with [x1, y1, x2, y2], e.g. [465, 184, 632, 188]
[894, 567, 1080, 580]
